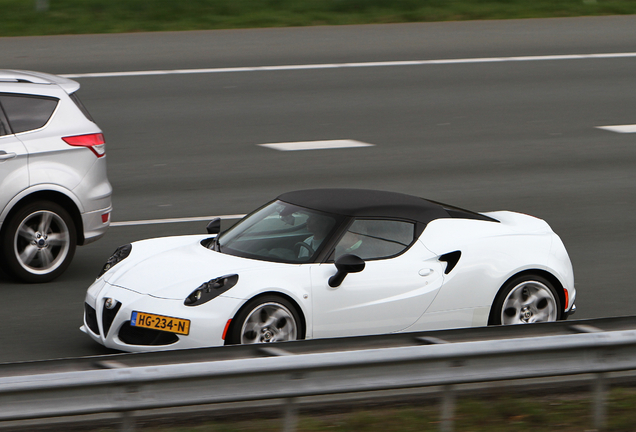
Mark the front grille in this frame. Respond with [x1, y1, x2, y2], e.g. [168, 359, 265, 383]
[102, 301, 122, 337]
[85, 303, 100, 335]
[118, 322, 179, 346]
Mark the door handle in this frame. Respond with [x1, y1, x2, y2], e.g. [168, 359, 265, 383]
[0, 151, 17, 161]
[419, 268, 434, 277]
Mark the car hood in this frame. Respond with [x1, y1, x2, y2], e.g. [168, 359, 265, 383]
[103, 235, 273, 300]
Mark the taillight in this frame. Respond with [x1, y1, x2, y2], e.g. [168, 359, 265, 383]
[62, 133, 106, 158]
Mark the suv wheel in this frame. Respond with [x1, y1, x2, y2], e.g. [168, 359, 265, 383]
[1, 201, 77, 283]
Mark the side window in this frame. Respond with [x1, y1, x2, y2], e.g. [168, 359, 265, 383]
[0, 117, 8, 136]
[69, 92, 95, 123]
[0, 104, 10, 136]
[334, 219, 415, 261]
[0, 94, 58, 134]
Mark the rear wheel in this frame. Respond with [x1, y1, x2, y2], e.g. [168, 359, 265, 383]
[1, 201, 76, 283]
[489, 275, 560, 325]
[226, 295, 304, 345]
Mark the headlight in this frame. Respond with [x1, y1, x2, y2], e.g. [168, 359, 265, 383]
[97, 244, 132, 278]
[184, 274, 239, 306]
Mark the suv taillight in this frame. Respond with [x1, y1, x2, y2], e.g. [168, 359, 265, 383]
[62, 133, 106, 158]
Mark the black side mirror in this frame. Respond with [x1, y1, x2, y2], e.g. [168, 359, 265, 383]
[206, 217, 221, 234]
[328, 254, 365, 288]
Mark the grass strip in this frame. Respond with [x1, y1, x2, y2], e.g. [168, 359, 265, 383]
[87, 387, 636, 431]
[2, 0, 636, 37]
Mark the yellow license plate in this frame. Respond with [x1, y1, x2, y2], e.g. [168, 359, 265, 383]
[131, 311, 190, 335]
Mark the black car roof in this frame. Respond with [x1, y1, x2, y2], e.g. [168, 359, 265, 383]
[277, 189, 452, 225]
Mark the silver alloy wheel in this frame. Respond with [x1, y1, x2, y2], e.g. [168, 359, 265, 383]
[13, 210, 71, 275]
[501, 280, 557, 324]
[240, 302, 298, 344]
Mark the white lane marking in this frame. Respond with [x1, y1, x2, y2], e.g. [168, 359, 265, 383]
[111, 214, 246, 227]
[258, 139, 373, 151]
[596, 124, 636, 133]
[60, 52, 636, 79]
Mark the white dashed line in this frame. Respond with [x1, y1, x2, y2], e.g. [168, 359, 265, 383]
[111, 214, 246, 227]
[60, 52, 636, 79]
[258, 139, 373, 151]
[596, 124, 636, 133]
[78, 53, 635, 224]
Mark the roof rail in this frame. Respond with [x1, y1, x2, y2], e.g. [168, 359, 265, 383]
[0, 69, 80, 94]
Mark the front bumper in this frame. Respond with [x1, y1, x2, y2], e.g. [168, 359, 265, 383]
[82, 278, 242, 352]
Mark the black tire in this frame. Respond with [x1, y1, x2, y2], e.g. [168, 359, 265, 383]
[226, 295, 305, 345]
[1, 201, 77, 283]
[488, 274, 561, 325]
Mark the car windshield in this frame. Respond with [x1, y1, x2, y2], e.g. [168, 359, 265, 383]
[215, 200, 342, 263]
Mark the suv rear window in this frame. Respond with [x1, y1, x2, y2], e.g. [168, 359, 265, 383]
[0, 94, 59, 133]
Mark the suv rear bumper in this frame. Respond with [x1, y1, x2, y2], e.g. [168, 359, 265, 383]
[82, 205, 112, 245]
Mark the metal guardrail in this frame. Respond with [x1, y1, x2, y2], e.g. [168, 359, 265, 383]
[3, 321, 636, 432]
[5, 315, 636, 378]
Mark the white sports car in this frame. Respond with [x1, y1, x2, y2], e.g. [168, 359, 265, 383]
[82, 189, 576, 352]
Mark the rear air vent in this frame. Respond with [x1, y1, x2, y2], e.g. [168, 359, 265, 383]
[439, 251, 462, 274]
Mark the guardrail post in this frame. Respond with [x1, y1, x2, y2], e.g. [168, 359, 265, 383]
[440, 384, 456, 432]
[282, 397, 298, 432]
[592, 373, 607, 430]
[120, 411, 135, 432]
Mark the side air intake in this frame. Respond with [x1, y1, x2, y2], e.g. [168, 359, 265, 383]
[439, 251, 462, 274]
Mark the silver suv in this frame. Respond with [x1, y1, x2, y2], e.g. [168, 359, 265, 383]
[0, 70, 112, 283]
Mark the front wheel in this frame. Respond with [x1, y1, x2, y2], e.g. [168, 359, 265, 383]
[1, 201, 77, 283]
[488, 275, 561, 325]
[226, 295, 304, 345]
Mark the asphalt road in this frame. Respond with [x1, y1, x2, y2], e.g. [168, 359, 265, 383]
[1, 16, 635, 363]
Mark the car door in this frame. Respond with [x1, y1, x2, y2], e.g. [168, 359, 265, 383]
[0, 110, 29, 217]
[310, 219, 445, 339]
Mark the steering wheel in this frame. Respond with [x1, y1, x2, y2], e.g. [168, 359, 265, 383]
[294, 242, 315, 257]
